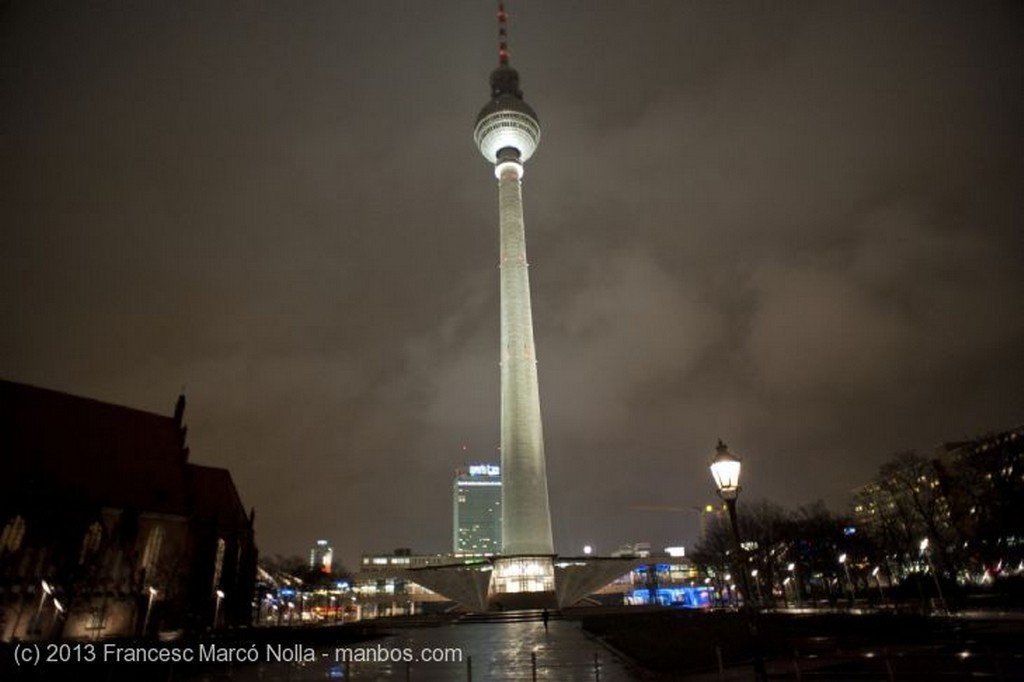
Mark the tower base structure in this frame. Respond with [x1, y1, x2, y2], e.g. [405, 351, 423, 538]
[399, 556, 645, 612]
[488, 555, 557, 610]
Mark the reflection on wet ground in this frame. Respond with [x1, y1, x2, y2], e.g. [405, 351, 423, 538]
[184, 620, 639, 681]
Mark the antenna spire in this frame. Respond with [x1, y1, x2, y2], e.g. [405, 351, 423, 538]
[497, 2, 510, 66]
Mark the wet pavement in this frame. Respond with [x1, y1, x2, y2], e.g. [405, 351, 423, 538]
[3, 619, 642, 681]
[210, 619, 641, 681]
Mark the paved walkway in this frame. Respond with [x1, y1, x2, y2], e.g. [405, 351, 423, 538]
[173, 620, 642, 681]
[356, 619, 641, 681]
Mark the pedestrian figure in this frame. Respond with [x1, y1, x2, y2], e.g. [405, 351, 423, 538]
[541, 608, 549, 632]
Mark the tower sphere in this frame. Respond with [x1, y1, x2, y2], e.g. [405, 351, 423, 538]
[474, 65, 541, 164]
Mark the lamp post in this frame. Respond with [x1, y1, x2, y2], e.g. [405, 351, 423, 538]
[51, 599, 64, 639]
[871, 566, 885, 606]
[213, 589, 225, 631]
[142, 587, 158, 637]
[788, 562, 803, 607]
[750, 568, 764, 606]
[34, 580, 53, 637]
[37, 580, 53, 610]
[839, 553, 855, 606]
[710, 439, 766, 682]
[919, 538, 948, 614]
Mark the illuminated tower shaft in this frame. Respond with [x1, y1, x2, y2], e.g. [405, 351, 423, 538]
[497, 161, 553, 556]
[474, 3, 553, 557]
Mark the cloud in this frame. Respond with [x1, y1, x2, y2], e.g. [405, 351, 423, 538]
[2, 1, 1022, 564]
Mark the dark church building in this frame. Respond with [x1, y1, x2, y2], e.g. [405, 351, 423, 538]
[0, 380, 257, 640]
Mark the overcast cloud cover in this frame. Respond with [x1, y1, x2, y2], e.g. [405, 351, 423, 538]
[2, 1, 1022, 567]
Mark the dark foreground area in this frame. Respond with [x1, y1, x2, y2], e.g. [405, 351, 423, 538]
[580, 608, 1024, 680]
[3, 611, 1023, 680]
[0, 623, 382, 681]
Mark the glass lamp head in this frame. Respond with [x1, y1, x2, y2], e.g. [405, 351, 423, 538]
[710, 439, 742, 500]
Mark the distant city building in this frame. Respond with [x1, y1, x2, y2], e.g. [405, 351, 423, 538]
[0, 380, 257, 641]
[309, 539, 333, 574]
[611, 542, 652, 558]
[355, 549, 458, 618]
[853, 423, 1023, 583]
[621, 559, 705, 607]
[453, 464, 502, 555]
[934, 426, 1023, 570]
[360, 548, 454, 572]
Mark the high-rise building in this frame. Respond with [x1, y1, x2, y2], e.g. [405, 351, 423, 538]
[453, 464, 502, 555]
[309, 539, 333, 574]
[474, 2, 555, 604]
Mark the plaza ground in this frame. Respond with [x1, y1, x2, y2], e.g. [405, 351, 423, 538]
[4, 609, 1023, 680]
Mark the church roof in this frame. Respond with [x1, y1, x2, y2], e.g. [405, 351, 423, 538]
[1, 379, 190, 516]
[187, 464, 250, 530]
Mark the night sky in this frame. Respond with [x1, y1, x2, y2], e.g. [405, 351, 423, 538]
[3, 1, 1022, 569]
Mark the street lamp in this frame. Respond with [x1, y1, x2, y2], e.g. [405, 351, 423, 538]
[34, 580, 54, 637]
[38, 579, 53, 607]
[788, 562, 803, 607]
[213, 589, 225, 631]
[710, 440, 742, 500]
[49, 598, 65, 639]
[750, 568, 764, 604]
[142, 587, 158, 637]
[919, 538, 948, 613]
[871, 566, 885, 605]
[709, 439, 766, 682]
[838, 553, 854, 606]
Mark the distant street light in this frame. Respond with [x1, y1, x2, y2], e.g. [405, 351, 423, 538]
[871, 566, 885, 605]
[919, 538, 948, 613]
[750, 568, 764, 604]
[142, 587, 158, 637]
[709, 440, 766, 682]
[839, 553, 855, 605]
[583, 544, 593, 556]
[50, 599, 65, 639]
[213, 589, 225, 631]
[34, 580, 54, 637]
[788, 562, 803, 606]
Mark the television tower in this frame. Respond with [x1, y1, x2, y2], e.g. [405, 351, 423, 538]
[473, 2, 553, 559]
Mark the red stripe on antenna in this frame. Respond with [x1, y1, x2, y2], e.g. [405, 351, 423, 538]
[497, 2, 510, 65]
